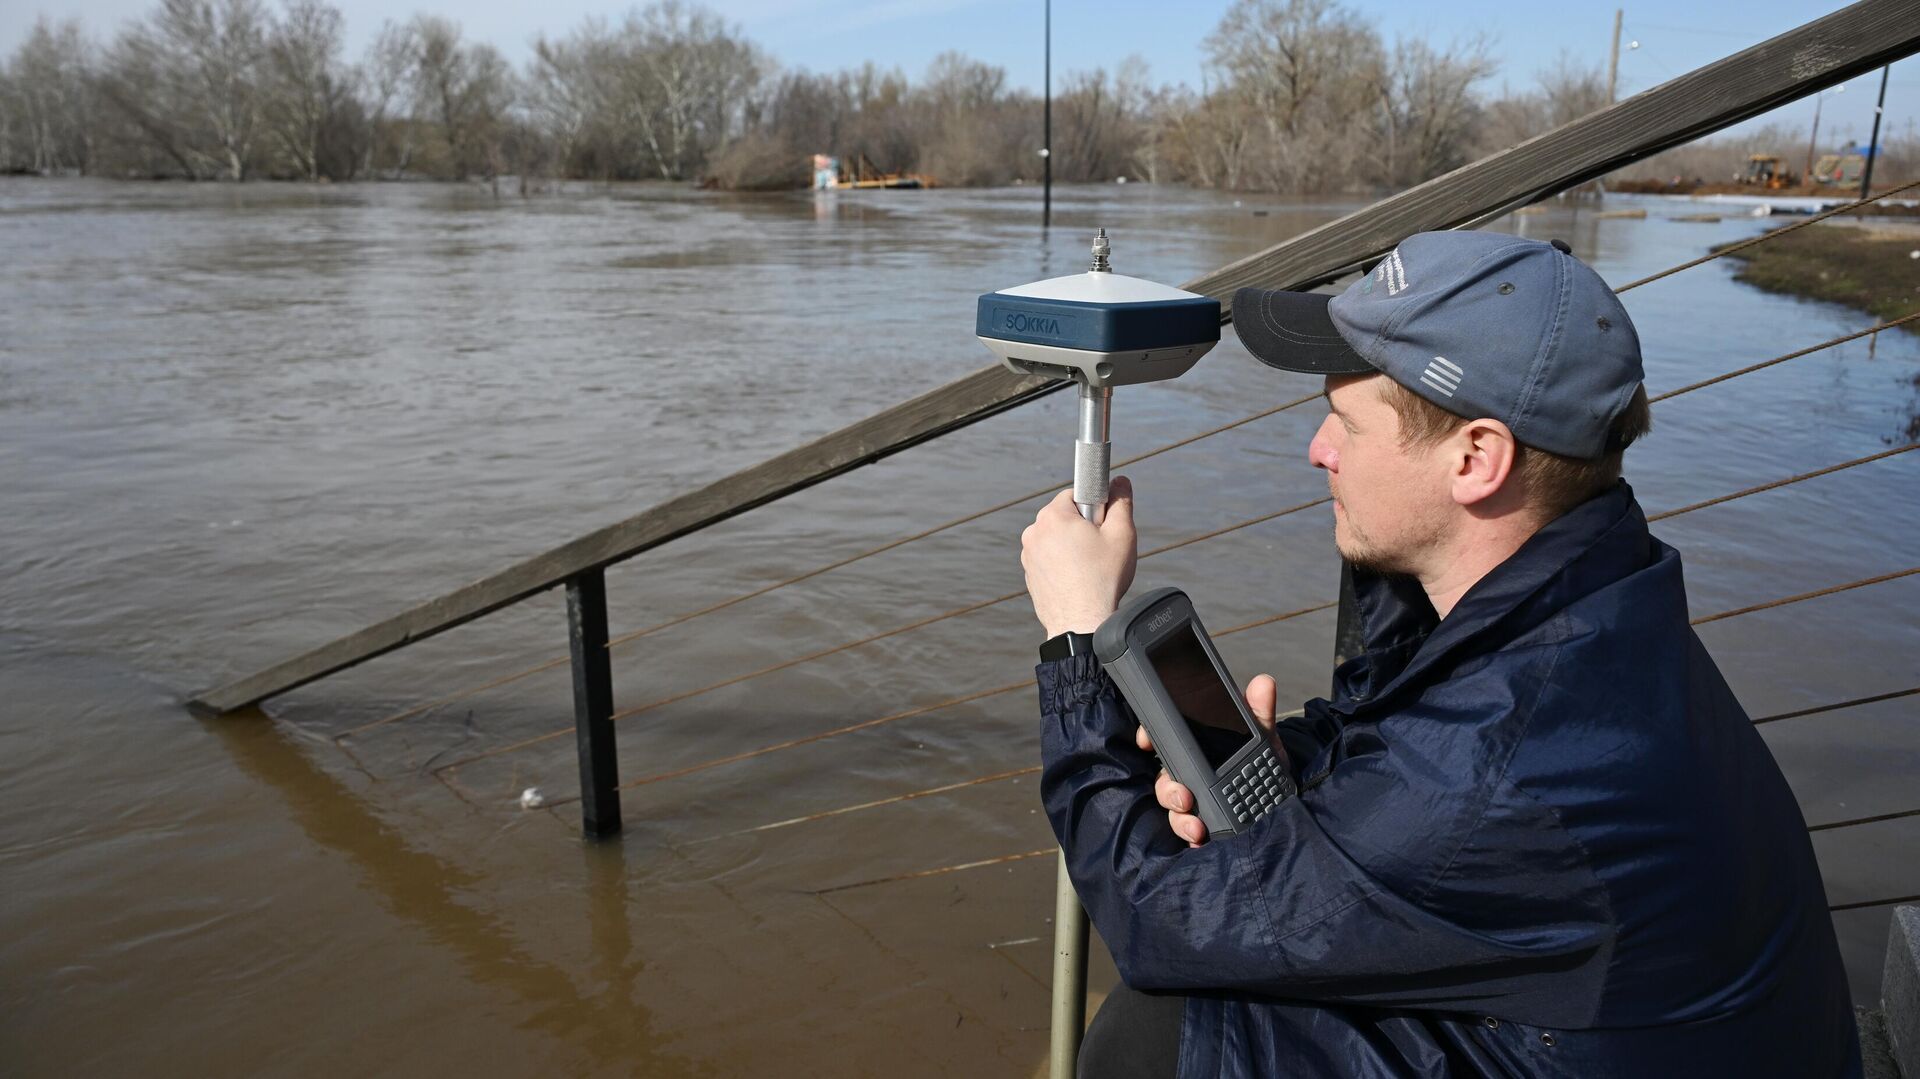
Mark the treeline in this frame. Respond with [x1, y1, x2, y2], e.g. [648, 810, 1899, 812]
[3, 0, 1623, 192]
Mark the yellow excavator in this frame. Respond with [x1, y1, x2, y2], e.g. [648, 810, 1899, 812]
[1740, 155, 1796, 189]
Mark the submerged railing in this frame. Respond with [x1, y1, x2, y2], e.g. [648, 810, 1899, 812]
[188, 2, 1920, 1074]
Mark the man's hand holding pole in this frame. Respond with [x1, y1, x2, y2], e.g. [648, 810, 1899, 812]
[1020, 475, 1139, 638]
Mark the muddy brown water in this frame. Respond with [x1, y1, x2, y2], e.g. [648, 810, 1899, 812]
[2, 178, 1916, 1075]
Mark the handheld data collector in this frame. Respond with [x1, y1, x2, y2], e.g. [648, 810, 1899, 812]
[1094, 587, 1296, 838]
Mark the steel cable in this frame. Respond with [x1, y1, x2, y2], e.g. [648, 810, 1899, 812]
[1645, 444, 1915, 521]
[1830, 894, 1920, 914]
[709, 681, 1920, 844]
[1809, 806, 1920, 833]
[1613, 176, 1920, 293]
[824, 788, 1920, 902]
[1753, 687, 1920, 726]
[820, 863, 1920, 911]
[1648, 312, 1920, 404]
[811, 848, 1056, 896]
[538, 602, 1340, 808]
[432, 498, 1332, 774]
[1690, 567, 1917, 626]
[671, 444, 1919, 839]
[333, 393, 1320, 743]
[458, 415, 1915, 780]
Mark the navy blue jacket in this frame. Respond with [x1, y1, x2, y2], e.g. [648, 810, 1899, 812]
[1038, 483, 1859, 1077]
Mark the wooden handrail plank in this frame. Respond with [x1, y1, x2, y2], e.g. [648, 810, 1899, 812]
[189, 0, 1920, 715]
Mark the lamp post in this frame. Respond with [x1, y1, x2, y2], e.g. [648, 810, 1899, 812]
[1042, 0, 1052, 229]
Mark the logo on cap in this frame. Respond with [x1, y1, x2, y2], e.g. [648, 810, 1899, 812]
[1419, 356, 1462, 398]
[1375, 249, 1410, 296]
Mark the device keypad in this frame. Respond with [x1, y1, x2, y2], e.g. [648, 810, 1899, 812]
[1220, 746, 1289, 828]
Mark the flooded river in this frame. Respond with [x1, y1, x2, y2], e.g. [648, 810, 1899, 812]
[2, 178, 1916, 1074]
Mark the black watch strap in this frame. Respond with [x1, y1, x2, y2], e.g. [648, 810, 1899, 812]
[1039, 630, 1096, 663]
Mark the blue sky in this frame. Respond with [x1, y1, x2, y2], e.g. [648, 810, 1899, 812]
[10, 0, 1914, 141]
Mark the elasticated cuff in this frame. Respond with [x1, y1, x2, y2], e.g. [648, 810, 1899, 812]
[1035, 651, 1115, 715]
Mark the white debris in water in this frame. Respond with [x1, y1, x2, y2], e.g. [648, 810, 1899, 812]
[519, 787, 546, 809]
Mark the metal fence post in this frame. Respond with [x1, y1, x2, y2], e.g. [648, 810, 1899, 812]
[566, 568, 621, 838]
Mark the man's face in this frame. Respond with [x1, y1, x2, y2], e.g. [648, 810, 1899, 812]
[1306, 374, 1451, 575]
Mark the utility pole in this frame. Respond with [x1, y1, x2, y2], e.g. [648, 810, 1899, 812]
[1806, 84, 1842, 182]
[1860, 64, 1889, 198]
[1042, 0, 1052, 229]
[1606, 9, 1623, 104]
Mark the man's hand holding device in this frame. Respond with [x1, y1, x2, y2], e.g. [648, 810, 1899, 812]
[1140, 672, 1280, 846]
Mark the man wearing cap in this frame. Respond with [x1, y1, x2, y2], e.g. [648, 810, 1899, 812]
[1020, 231, 1858, 1077]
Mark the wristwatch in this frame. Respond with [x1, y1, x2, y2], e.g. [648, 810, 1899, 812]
[1039, 630, 1097, 663]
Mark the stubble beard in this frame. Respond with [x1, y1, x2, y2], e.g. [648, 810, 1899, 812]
[1332, 499, 1435, 578]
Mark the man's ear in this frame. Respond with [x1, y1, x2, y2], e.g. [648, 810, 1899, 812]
[1446, 417, 1517, 508]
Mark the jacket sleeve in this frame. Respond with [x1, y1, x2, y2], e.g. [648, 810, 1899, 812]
[1036, 652, 1611, 1020]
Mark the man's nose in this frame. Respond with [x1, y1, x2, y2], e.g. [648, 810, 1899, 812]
[1309, 417, 1339, 472]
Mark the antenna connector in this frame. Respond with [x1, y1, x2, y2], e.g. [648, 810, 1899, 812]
[1090, 228, 1111, 273]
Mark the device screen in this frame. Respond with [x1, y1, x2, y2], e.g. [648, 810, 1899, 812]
[1146, 625, 1252, 771]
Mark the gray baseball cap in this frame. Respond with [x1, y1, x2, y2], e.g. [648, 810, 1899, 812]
[1234, 231, 1644, 459]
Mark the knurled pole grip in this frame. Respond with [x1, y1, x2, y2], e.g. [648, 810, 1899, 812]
[1075, 382, 1113, 524]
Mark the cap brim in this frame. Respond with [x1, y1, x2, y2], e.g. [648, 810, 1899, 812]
[1232, 288, 1375, 376]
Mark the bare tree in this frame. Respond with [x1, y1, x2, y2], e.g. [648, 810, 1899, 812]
[171, 0, 269, 180]
[407, 16, 514, 180]
[3, 18, 100, 174]
[1537, 53, 1609, 129]
[1376, 36, 1495, 187]
[263, 0, 349, 179]
[1204, 0, 1383, 192]
[101, 0, 270, 180]
[1055, 60, 1154, 183]
[526, 25, 601, 174]
[521, 4, 764, 181]
[623, 2, 764, 179]
[357, 20, 414, 177]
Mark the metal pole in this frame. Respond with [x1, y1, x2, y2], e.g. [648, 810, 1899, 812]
[1049, 849, 1090, 1078]
[1049, 230, 1114, 1077]
[1042, 0, 1052, 229]
[1806, 93, 1826, 182]
[1048, 383, 1108, 1078]
[567, 568, 622, 837]
[1861, 65, 1890, 199]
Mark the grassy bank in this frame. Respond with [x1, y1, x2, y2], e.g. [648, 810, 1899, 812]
[1719, 222, 1920, 333]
